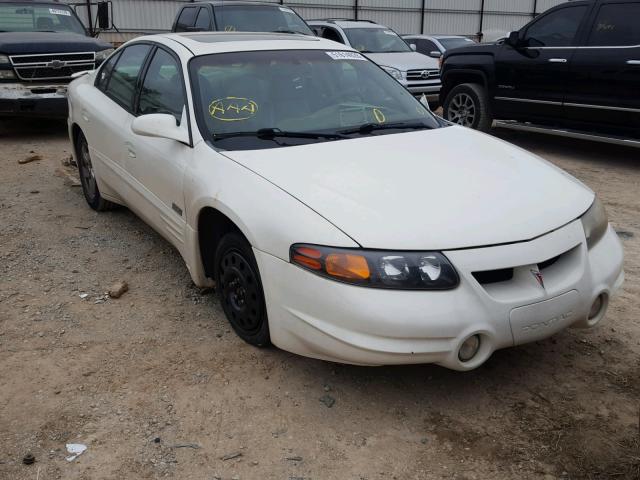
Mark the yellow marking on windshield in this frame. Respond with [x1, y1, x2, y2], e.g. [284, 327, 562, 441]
[224, 25, 236, 32]
[209, 97, 258, 122]
[372, 108, 386, 124]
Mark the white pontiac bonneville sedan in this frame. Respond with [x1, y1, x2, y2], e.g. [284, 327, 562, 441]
[67, 32, 624, 371]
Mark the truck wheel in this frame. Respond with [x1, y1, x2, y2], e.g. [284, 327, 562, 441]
[444, 83, 493, 132]
[215, 232, 271, 348]
[75, 131, 116, 211]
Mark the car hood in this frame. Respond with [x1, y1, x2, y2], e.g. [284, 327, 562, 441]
[0, 32, 111, 55]
[364, 51, 439, 71]
[223, 126, 594, 250]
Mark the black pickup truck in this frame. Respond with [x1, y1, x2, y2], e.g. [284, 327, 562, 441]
[0, 0, 113, 117]
[440, 0, 640, 147]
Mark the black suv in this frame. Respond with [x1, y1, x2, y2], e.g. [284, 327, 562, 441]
[0, 0, 113, 117]
[171, 1, 313, 35]
[440, 0, 640, 146]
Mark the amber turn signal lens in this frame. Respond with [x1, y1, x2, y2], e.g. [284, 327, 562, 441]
[292, 254, 322, 270]
[325, 253, 370, 281]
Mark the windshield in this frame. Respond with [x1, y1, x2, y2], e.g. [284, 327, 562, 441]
[0, 3, 85, 34]
[439, 37, 474, 50]
[344, 28, 411, 53]
[190, 50, 440, 151]
[213, 5, 312, 35]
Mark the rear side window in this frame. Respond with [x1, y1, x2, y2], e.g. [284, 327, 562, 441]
[96, 50, 120, 91]
[175, 7, 197, 32]
[588, 3, 640, 46]
[524, 5, 588, 47]
[138, 48, 185, 123]
[415, 39, 438, 55]
[195, 7, 211, 31]
[105, 44, 151, 110]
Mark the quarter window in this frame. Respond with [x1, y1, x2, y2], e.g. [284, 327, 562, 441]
[138, 48, 185, 123]
[96, 50, 120, 92]
[195, 7, 211, 31]
[175, 7, 197, 32]
[524, 6, 588, 47]
[588, 3, 640, 46]
[105, 44, 151, 110]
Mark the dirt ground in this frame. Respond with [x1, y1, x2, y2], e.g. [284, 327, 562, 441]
[0, 118, 638, 480]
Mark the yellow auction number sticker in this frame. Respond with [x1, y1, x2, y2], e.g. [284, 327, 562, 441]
[209, 97, 259, 122]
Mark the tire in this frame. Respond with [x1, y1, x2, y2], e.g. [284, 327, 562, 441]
[215, 232, 271, 347]
[443, 83, 493, 132]
[75, 131, 116, 211]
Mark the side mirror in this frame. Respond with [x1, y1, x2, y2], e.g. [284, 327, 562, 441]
[132, 112, 189, 144]
[97, 2, 111, 30]
[429, 50, 442, 59]
[410, 43, 417, 51]
[506, 31, 521, 48]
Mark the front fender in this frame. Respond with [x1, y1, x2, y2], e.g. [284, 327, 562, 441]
[184, 142, 359, 278]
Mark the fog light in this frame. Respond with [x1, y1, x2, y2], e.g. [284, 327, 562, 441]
[589, 294, 605, 320]
[458, 335, 481, 362]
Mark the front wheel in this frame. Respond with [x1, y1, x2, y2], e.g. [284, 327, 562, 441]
[215, 232, 271, 347]
[443, 83, 493, 132]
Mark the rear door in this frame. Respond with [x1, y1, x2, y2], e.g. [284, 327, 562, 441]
[493, 3, 591, 122]
[565, 0, 640, 135]
[89, 44, 152, 194]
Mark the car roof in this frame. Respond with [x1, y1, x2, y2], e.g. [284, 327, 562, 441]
[181, 1, 280, 5]
[136, 32, 350, 57]
[308, 20, 386, 30]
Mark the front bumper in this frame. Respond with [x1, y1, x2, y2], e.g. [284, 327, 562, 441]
[255, 220, 624, 371]
[0, 82, 68, 117]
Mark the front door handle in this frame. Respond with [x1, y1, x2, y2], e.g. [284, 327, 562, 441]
[124, 141, 136, 159]
[627, 60, 640, 65]
[548, 58, 568, 63]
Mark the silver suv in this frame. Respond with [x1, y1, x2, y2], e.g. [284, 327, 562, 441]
[308, 19, 441, 107]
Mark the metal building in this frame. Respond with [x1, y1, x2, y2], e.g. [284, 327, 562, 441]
[67, 0, 568, 44]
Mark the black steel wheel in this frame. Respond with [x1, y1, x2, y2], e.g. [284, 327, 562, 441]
[215, 232, 270, 347]
[75, 131, 116, 211]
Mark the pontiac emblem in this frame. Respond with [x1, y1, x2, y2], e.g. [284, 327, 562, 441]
[531, 269, 545, 289]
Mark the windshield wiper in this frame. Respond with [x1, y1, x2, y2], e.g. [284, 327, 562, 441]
[271, 29, 306, 35]
[339, 122, 431, 136]
[213, 128, 347, 141]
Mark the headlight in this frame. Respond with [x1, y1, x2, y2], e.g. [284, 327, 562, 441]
[290, 244, 459, 290]
[580, 196, 608, 249]
[381, 66, 404, 81]
[0, 54, 9, 64]
[0, 70, 16, 80]
[95, 48, 115, 63]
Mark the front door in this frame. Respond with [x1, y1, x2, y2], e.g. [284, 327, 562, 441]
[127, 46, 190, 250]
[565, 0, 640, 136]
[494, 3, 591, 123]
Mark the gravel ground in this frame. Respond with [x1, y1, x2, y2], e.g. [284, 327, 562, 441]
[0, 119, 638, 480]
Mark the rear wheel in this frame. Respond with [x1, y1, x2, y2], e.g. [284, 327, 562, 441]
[443, 83, 493, 132]
[215, 232, 270, 347]
[75, 131, 116, 211]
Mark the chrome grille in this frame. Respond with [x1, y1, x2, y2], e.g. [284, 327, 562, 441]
[9, 52, 96, 81]
[406, 69, 440, 81]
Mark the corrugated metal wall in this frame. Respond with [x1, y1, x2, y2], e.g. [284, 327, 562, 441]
[66, 0, 568, 44]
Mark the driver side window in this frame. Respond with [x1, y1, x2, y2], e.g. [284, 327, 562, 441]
[523, 5, 588, 47]
[137, 48, 186, 123]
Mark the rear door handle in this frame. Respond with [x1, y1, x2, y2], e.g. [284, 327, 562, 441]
[627, 60, 640, 65]
[548, 58, 568, 63]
